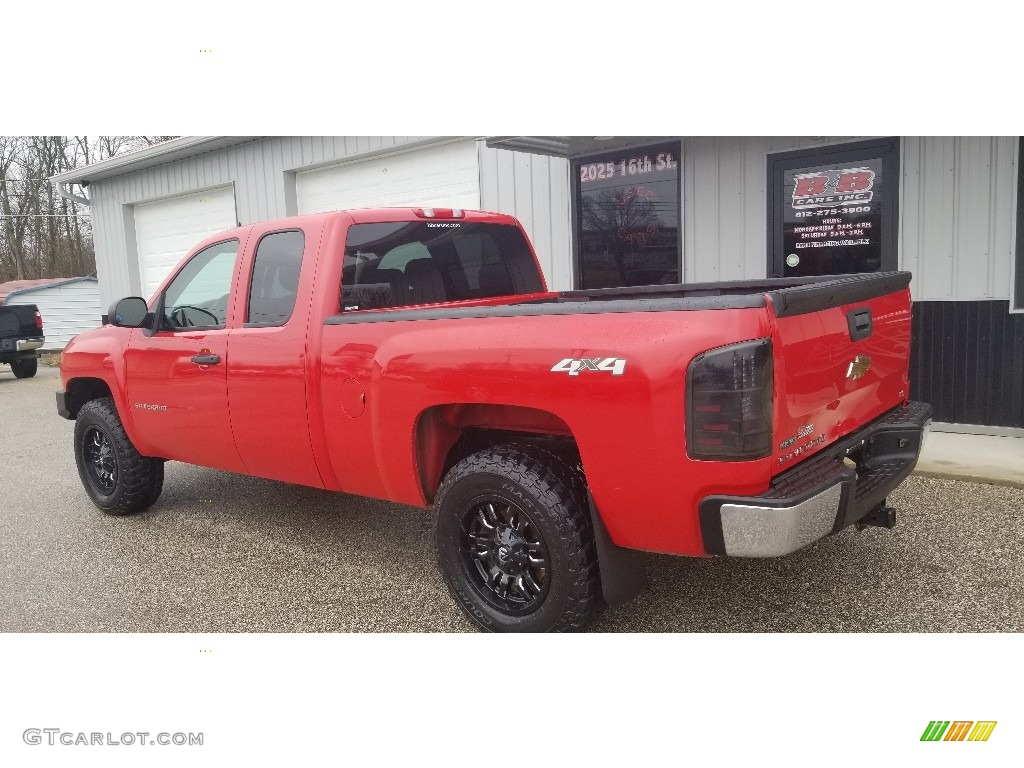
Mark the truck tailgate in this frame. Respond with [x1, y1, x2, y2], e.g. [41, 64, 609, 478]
[0, 305, 41, 338]
[767, 272, 913, 473]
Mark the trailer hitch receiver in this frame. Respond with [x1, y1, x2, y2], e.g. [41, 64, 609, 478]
[856, 502, 897, 531]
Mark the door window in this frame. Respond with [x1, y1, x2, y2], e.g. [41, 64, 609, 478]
[246, 230, 305, 326]
[162, 239, 239, 330]
[767, 138, 900, 278]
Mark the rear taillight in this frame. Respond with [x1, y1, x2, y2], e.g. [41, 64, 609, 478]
[35, 310, 43, 329]
[687, 338, 773, 460]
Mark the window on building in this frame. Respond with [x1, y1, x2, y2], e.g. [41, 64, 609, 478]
[341, 221, 543, 311]
[246, 230, 305, 326]
[767, 138, 900, 278]
[162, 239, 239, 330]
[573, 143, 681, 290]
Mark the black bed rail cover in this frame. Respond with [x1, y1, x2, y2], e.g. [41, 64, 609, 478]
[765, 271, 912, 319]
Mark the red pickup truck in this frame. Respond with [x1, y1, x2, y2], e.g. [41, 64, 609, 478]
[57, 207, 931, 632]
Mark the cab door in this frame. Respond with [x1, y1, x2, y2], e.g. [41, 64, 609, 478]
[226, 226, 323, 488]
[125, 238, 246, 473]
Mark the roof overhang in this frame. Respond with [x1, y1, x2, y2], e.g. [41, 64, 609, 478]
[50, 136, 260, 185]
[486, 136, 678, 160]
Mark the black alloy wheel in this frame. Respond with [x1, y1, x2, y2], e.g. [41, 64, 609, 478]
[461, 498, 550, 614]
[73, 397, 164, 515]
[82, 426, 118, 494]
[435, 444, 601, 632]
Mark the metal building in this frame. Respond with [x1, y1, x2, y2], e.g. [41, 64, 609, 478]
[50, 135, 1024, 430]
[0, 276, 102, 349]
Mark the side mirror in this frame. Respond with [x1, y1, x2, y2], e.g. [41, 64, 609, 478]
[108, 297, 150, 328]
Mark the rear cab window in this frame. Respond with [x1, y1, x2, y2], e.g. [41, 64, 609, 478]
[341, 222, 543, 311]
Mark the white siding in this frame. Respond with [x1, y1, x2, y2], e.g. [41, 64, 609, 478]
[89, 136, 438, 306]
[479, 145, 572, 291]
[6, 279, 102, 349]
[899, 136, 1018, 301]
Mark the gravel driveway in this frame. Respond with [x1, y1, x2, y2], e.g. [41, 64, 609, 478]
[2, 365, 1021, 632]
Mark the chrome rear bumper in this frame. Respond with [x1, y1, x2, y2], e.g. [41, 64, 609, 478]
[719, 484, 843, 557]
[699, 401, 933, 557]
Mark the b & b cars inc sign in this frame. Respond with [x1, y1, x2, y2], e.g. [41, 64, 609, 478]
[782, 158, 884, 275]
[791, 167, 875, 209]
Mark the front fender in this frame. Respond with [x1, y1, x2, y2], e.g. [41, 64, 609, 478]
[60, 327, 146, 452]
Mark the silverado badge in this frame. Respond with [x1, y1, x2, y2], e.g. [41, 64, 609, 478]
[847, 355, 871, 380]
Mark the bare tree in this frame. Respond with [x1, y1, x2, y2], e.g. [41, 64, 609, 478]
[0, 136, 178, 283]
[0, 136, 34, 280]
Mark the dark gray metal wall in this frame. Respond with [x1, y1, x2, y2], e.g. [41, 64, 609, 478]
[910, 300, 1024, 428]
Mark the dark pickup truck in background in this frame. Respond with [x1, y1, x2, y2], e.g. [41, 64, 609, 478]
[0, 304, 44, 378]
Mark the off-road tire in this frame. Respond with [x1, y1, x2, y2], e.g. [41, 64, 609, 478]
[74, 397, 164, 515]
[10, 358, 37, 378]
[435, 444, 600, 632]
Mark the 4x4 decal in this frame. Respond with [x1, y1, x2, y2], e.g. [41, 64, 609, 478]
[550, 357, 626, 376]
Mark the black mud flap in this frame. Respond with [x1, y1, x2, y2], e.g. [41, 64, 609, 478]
[587, 490, 647, 606]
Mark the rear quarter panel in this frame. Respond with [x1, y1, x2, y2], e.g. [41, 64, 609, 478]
[318, 307, 774, 556]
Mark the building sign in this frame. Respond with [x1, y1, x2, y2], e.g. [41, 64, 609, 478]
[791, 166, 875, 208]
[578, 151, 678, 184]
[782, 159, 883, 275]
[768, 139, 899, 279]
[574, 144, 680, 290]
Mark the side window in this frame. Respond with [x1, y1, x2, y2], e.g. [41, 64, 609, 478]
[163, 240, 239, 330]
[246, 230, 305, 326]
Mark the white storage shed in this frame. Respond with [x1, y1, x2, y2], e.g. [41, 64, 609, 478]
[1, 277, 103, 349]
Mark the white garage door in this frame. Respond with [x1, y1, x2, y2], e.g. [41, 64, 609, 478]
[296, 140, 480, 215]
[134, 186, 237, 297]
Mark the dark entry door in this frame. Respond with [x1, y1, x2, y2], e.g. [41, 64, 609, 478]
[767, 137, 900, 278]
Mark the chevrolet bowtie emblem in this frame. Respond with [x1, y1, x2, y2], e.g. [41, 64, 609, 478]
[847, 354, 871, 379]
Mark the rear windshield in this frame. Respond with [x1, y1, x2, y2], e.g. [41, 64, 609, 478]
[341, 222, 544, 311]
